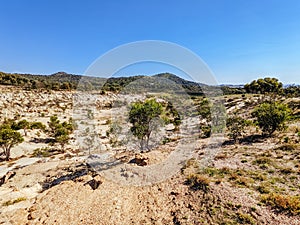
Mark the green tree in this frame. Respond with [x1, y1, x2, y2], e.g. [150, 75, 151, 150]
[30, 121, 46, 131]
[129, 99, 163, 150]
[0, 123, 24, 161]
[12, 119, 30, 136]
[252, 102, 291, 136]
[227, 113, 248, 143]
[47, 116, 73, 150]
[48, 115, 60, 135]
[54, 126, 70, 150]
[244, 77, 283, 95]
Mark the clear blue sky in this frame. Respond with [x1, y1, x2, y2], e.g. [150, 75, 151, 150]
[0, 0, 300, 84]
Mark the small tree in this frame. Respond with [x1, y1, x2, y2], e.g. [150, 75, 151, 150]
[48, 115, 60, 135]
[47, 116, 73, 150]
[13, 119, 30, 136]
[54, 126, 70, 150]
[252, 102, 291, 136]
[0, 124, 24, 160]
[227, 113, 248, 143]
[129, 99, 163, 150]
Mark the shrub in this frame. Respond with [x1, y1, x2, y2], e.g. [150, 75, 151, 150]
[227, 113, 248, 143]
[47, 116, 73, 150]
[185, 174, 210, 192]
[244, 77, 283, 95]
[30, 121, 46, 131]
[256, 184, 271, 194]
[252, 102, 291, 136]
[2, 197, 27, 206]
[236, 212, 255, 224]
[32, 147, 51, 157]
[261, 193, 300, 215]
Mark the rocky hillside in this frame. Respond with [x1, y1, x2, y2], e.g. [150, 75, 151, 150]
[0, 84, 300, 224]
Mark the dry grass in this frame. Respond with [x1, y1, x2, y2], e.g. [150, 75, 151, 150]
[261, 193, 300, 215]
[2, 197, 27, 206]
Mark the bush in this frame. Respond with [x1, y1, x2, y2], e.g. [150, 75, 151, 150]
[30, 121, 46, 130]
[2, 197, 27, 206]
[32, 147, 51, 157]
[201, 125, 211, 138]
[253, 157, 271, 165]
[227, 113, 248, 143]
[261, 193, 300, 215]
[185, 174, 210, 192]
[236, 212, 255, 224]
[47, 116, 73, 150]
[252, 102, 291, 136]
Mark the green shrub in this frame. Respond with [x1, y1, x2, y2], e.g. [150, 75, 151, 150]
[30, 121, 46, 130]
[252, 102, 291, 136]
[32, 147, 51, 157]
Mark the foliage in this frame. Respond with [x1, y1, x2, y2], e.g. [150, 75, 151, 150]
[284, 85, 300, 97]
[236, 212, 255, 224]
[185, 173, 210, 192]
[261, 193, 300, 215]
[200, 125, 211, 138]
[252, 102, 291, 136]
[47, 116, 73, 149]
[30, 121, 46, 130]
[0, 121, 24, 160]
[197, 98, 212, 121]
[32, 147, 51, 157]
[129, 99, 163, 150]
[11, 119, 30, 136]
[107, 122, 122, 147]
[226, 114, 248, 143]
[244, 77, 283, 95]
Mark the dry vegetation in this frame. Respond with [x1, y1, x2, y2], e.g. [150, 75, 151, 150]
[0, 82, 300, 224]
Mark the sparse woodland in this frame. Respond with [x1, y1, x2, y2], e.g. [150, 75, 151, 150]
[0, 73, 299, 224]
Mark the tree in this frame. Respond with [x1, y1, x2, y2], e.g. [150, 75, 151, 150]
[129, 99, 163, 150]
[252, 102, 291, 136]
[12, 119, 30, 136]
[244, 77, 283, 95]
[47, 116, 73, 150]
[0, 123, 24, 160]
[54, 126, 70, 150]
[227, 113, 248, 143]
[30, 121, 46, 131]
[48, 115, 60, 135]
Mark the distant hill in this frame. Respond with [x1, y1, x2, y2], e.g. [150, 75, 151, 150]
[0, 71, 246, 95]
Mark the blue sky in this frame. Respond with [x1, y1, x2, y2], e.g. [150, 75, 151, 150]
[0, 0, 300, 84]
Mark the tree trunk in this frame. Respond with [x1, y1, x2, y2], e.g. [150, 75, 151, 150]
[140, 138, 144, 150]
[146, 132, 151, 151]
[5, 148, 10, 161]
